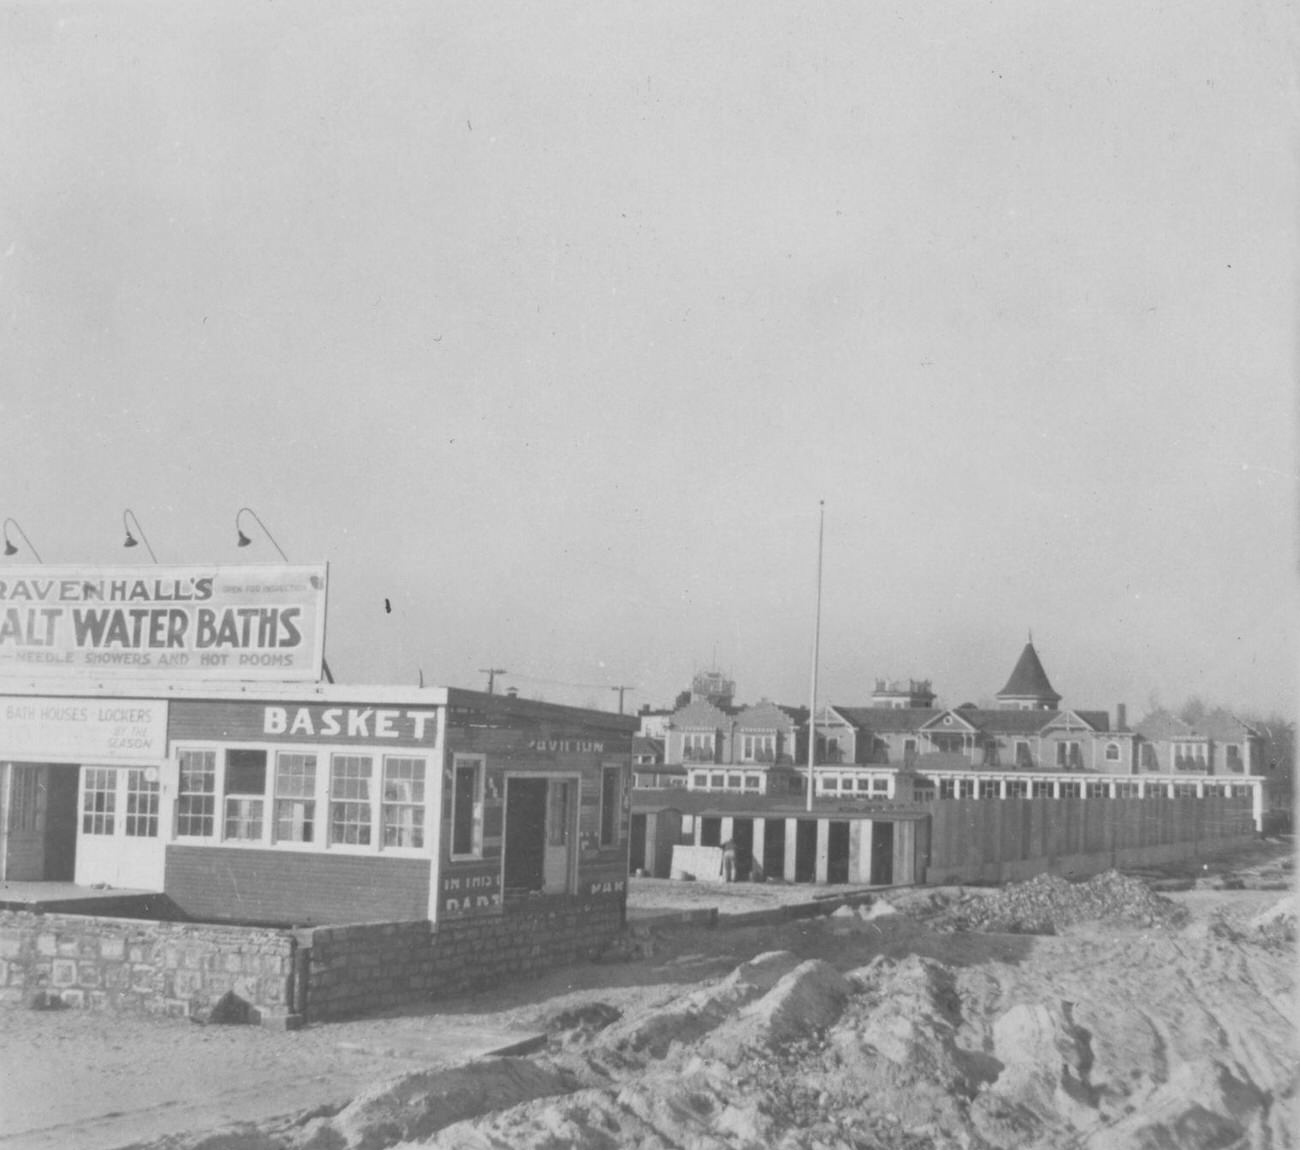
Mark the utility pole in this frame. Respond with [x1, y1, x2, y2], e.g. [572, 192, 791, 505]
[806, 500, 825, 813]
[610, 685, 634, 714]
[479, 667, 508, 694]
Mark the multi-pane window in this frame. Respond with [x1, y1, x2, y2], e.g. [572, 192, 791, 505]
[740, 733, 776, 763]
[1086, 782, 1108, 798]
[1116, 782, 1139, 798]
[599, 766, 622, 847]
[682, 732, 715, 763]
[1005, 780, 1028, 798]
[938, 779, 955, 799]
[451, 755, 483, 857]
[330, 755, 373, 845]
[382, 756, 425, 848]
[176, 750, 216, 837]
[1141, 744, 1159, 771]
[1015, 741, 1034, 768]
[82, 767, 116, 835]
[274, 752, 317, 843]
[980, 779, 1001, 799]
[224, 750, 267, 841]
[709, 773, 725, 789]
[1105, 742, 1121, 763]
[124, 769, 159, 837]
[743, 774, 761, 791]
[1226, 745, 1242, 772]
[1056, 742, 1082, 769]
[726, 773, 742, 789]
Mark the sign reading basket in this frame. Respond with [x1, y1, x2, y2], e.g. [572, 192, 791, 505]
[0, 564, 328, 682]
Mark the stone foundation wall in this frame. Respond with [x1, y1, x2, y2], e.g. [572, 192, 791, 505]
[0, 911, 296, 1022]
[300, 897, 625, 1022]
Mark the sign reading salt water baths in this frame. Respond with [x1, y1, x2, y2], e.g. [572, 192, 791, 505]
[0, 565, 329, 682]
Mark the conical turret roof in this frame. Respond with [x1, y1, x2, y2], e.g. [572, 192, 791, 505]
[996, 640, 1061, 707]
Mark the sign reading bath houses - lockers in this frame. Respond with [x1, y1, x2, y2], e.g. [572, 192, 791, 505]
[0, 564, 329, 682]
[0, 696, 168, 765]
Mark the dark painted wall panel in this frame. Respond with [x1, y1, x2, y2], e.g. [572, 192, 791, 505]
[165, 845, 431, 926]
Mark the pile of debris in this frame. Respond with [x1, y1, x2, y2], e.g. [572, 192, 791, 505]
[941, 870, 1189, 935]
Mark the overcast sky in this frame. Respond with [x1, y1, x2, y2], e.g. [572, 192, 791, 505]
[2, 2, 1296, 718]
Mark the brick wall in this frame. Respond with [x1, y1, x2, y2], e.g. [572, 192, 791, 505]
[299, 897, 625, 1021]
[0, 911, 295, 1022]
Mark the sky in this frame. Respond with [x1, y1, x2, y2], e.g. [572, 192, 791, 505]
[1, 2, 1296, 720]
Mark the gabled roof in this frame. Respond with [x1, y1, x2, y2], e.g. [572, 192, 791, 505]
[669, 699, 733, 729]
[996, 641, 1062, 706]
[919, 709, 981, 734]
[734, 700, 800, 731]
[1136, 709, 1260, 743]
[832, 706, 943, 734]
[1041, 709, 1110, 734]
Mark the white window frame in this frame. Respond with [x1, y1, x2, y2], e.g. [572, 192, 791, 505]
[171, 741, 431, 856]
[450, 753, 486, 860]
[739, 732, 776, 764]
[599, 764, 624, 848]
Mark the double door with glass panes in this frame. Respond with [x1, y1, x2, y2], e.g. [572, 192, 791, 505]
[174, 746, 429, 852]
[76, 764, 164, 889]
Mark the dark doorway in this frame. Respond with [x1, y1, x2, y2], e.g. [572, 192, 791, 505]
[44, 766, 79, 881]
[870, 821, 894, 885]
[503, 777, 547, 894]
[827, 821, 850, 885]
[699, 816, 722, 847]
[763, 818, 786, 881]
[629, 813, 647, 874]
[731, 818, 754, 880]
[794, 819, 817, 883]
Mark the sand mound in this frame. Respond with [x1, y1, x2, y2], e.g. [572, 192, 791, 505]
[290, 1059, 576, 1149]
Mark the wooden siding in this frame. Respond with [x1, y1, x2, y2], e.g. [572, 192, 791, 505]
[165, 845, 432, 926]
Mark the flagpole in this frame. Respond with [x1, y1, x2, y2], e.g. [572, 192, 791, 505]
[807, 500, 825, 813]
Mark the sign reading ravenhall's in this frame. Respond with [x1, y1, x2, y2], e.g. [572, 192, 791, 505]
[0, 564, 328, 682]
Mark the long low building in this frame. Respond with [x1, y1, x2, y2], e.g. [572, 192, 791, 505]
[0, 563, 639, 1022]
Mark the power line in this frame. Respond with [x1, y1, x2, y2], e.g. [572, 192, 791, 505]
[506, 671, 635, 694]
[478, 667, 508, 694]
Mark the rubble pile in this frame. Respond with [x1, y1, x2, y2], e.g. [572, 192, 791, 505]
[942, 870, 1188, 934]
[1248, 894, 1296, 948]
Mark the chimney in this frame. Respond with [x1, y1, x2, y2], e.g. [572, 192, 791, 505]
[1116, 703, 1127, 731]
[506, 687, 519, 699]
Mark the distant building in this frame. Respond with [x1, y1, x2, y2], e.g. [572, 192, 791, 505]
[1133, 709, 1264, 776]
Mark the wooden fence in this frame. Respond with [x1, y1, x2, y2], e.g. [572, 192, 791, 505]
[924, 795, 1256, 884]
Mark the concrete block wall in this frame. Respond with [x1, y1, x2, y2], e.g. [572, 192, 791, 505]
[0, 911, 295, 1021]
[299, 898, 625, 1022]
[298, 920, 433, 1021]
